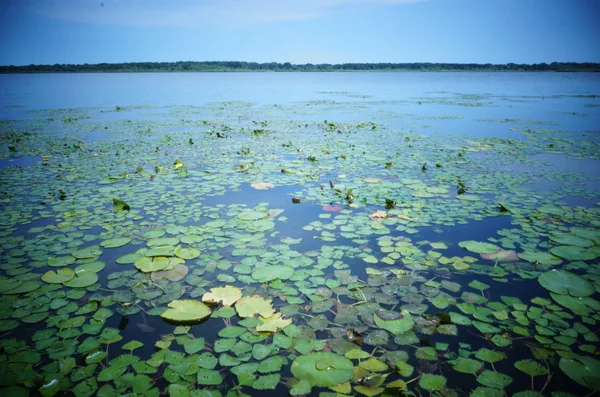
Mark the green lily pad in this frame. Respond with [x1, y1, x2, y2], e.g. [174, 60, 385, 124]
[100, 237, 132, 248]
[160, 300, 211, 322]
[550, 233, 595, 247]
[538, 270, 595, 297]
[42, 268, 75, 284]
[48, 256, 76, 267]
[518, 251, 563, 266]
[515, 360, 548, 377]
[72, 246, 102, 259]
[113, 198, 131, 211]
[235, 295, 275, 318]
[559, 356, 600, 390]
[373, 309, 414, 335]
[251, 265, 295, 282]
[174, 246, 201, 260]
[202, 285, 242, 307]
[453, 357, 483, 374]
[550, 246, 598, 261]
[459, 240, 500, 254]
[419, 374, 447, 391]
[63, 270, 98, 288]
[290, 352, 354, 387]
[477, 371, 512, 389]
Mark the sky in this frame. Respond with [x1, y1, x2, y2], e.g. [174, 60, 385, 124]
[0, 0, 599, 66]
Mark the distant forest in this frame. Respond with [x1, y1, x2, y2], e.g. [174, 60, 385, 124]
[1, 61, 599, 73]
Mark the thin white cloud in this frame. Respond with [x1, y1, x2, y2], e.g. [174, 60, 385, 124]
[27, 0, 427, 29]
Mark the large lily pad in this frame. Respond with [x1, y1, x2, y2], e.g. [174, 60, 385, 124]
[160, 300, 211, 322]
[559, 356, 600, 391]
[458, 240, 500, 254]
[235, 295, 275, 318]
[373, 309, 414, 335]
[538, 270, 595, 297]
[550, 246, 598, 261]
[251, 265, 294, 282]
[202, 286, 243, 307]
[290, 352, 354, 387]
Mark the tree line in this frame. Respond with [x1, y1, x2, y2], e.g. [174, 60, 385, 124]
[1, 61, 598, 73]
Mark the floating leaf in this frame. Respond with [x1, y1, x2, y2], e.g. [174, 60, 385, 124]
[250, 182, 275, 190]
[113, 198, 130, 211]
[515, 360, 548, 377]
[477, 371, 512, 389]
[291, 352, 354, 387]
[235, 295, 275, 318]
[453, 357, 483, 374]
[42, 268, 75, 284]
[550, 246, 598, 261]
[419, 374, 447, 391]
[202, 286, 242, 307]
[256, 312, 292, 333]
[174, 245, 201, 260]
[458, 240, 500, 254]
[251, 265, 294, 282]
[538, 270, 595, 297]
[518, 251, 562, 266]
[559, 356, 600, 390]
[373, 309, 414, 335]
[63, 270, 98, 288]
[160, 300, 211, 322]
[100, 237, 132, 248]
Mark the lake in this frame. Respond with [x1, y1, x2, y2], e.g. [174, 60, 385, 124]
[0, 72, 599, 397]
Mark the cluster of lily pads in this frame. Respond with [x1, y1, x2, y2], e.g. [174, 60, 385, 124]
[0, 97, 599, 397]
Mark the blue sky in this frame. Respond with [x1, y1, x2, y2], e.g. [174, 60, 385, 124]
[1, 0, 599, 65]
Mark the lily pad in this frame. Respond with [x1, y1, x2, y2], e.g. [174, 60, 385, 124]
[202, 286, 243, 306]
[419, 374, 447, 391]
[100, 237, 132, 248]
[290, 352, 354, 387]
[235, 295, 275, 318]
[373, 309, 414, 335]
[550, 246, 598, 261]
[459, 240, 500, 254]
[42, 268, 75, 284]
[559, 356, 600, 390]
[160, 300, 211, 322]
[538, 270, 595, 297]
[63, 270, 98, 288]
[251, 265, 294, 282]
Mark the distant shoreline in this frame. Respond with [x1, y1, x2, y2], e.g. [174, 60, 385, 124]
[1, 61, 599, 73]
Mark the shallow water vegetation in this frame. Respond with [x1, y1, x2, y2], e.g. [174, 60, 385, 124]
[0, 98, 599, 396]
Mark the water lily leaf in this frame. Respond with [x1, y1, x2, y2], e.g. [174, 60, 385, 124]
[551, 293, 596, 316]
[134, 257, 170, 272]
[113, 198, 130, 211]
[559, 356, 600, 390]
[477, 371, 512, 389]
[549, 233, 595, 247]
[160, 300, 211, 322]
[470, 387, 505, 397]
[290, 352, 354, 387]
[122, 340, 144, 351]
[252, 374, 280, 390]
[515, 360, 548, 377]
[373, 309, 414, 335]
[202, 286, 242, 307]
[100, 237, 132, 248]
[42, 268, 75, 284]
[238, 210, 270, 221]
[453, 357, 483, 374]
[459, 240, 500, 254]
[72, 246, 102, 259]
[290, 379, 312, 396]
[474, 348, 506, 363]
[63, 270, 98, 288]
[150, 264, 189, 282]
[538, 270, 595, 297]
[518, 251, 562, 266]
[174, 246, 201, 260]
[550, 246, 598, 261]
[251, 265, 294, 282]
[354, 385, 385, 396]
[359, 358, 388, 372]
[256, 312, 292, 332]
[48, 256, 76, 267]
[196, 368, 222, 385]
[419, 374, 447, 391]
[257, 356, 283, 373]
[235, 295, 275, 318]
